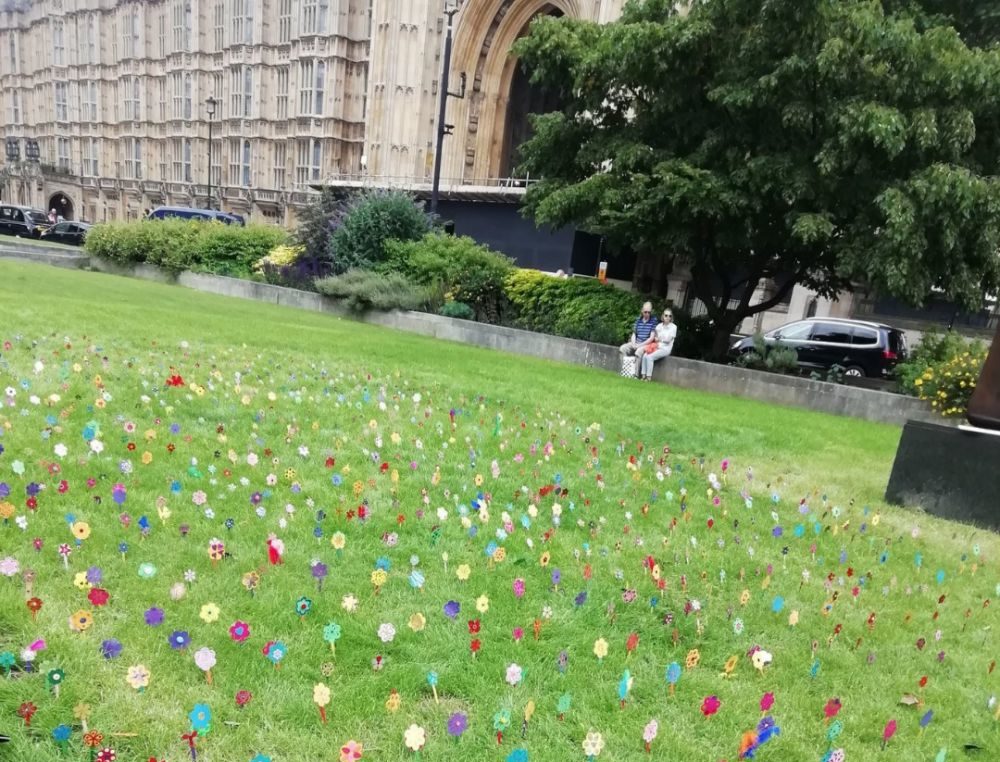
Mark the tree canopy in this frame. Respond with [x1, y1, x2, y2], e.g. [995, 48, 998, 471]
[513, 0, 1000, 356]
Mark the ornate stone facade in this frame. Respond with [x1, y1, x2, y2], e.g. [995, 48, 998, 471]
[0, 0, 627, 223]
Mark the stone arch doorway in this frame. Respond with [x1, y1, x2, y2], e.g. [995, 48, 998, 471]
[499, 7, 565, 178]
[48, 192, 74, 221]
[450, 0, 581, 182]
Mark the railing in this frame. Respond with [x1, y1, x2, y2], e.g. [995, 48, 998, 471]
[322, 173, 539, 190]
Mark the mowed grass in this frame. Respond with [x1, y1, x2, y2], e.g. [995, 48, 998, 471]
[0, 259, 997, 762]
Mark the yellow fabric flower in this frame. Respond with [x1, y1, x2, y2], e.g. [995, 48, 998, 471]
[141, 451, 153, 465]
[71, 522, 91, 541]
[476, 594, 490, 614]
[539, 551, 551, 567]
[371, 569, 388, 588]
[313, 682, 331, 707]
[126, 664, 150, 690]
[69, 609, 94, 632]
[593, 637, 609, 660]
[455, 564, 471, 581]
[408, 612, 426, 632]
[73, 571, 92, 590]
[330, 532, 346, 550]
[199, 603, 220, 624]
[385, 689, 401, 713]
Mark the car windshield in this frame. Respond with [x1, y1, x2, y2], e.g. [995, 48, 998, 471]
[26, 211, 49, 224]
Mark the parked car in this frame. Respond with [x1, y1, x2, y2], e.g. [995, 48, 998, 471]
[147, 206, 245, 226]
[730, 317, 908, 377]
[0, 204, 52, 238]
[40, 220, 92, 246]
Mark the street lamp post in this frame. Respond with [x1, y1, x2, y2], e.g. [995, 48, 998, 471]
[430, 1, 466, 216]
[205, 96, 217, 210]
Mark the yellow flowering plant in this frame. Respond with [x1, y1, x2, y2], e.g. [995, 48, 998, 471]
[913, 349, 987, 417]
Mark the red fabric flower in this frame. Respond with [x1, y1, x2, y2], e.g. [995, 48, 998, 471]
[470, 638, 481, 654]
[165, 375, 184, 387]
[88, 588, 110, 606]
[468, 619, 481, 634]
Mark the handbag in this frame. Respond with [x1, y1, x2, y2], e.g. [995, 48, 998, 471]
[644, 342, 659, 353]
[620, 356, 637, 377]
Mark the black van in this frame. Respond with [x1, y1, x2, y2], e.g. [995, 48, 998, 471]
[730, 317, 909, 378]
[147, 206, 245, 226]
[0, 204, 52, 238]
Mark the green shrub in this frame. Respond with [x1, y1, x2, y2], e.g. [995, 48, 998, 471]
[439, 301, 475, 320]
[896, 328, 988, 396]
[84, 219, 287, 276]
[331, 190, 434, 273]
[908, 342, 989, 416]
[504, 270, 652, 346]
[734, 334, 801, 374]
[385, 233, 514, 323]
[315, 269, 433, 313]
[293, 187, 343, 267]
[188, 223, 287, 276]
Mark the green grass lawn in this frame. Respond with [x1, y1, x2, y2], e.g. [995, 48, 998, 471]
[0, 259, 996, 762]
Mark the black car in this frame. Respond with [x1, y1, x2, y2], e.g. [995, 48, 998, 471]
[40, 221, 92, 246]
[0, 204, 51, 238]
[730, 318, 908, 377]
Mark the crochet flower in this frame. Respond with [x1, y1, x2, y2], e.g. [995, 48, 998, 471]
[403, 724, 426, 751]
[582, 730, 605, 757]
[505, 663, 523, 686]
[126, 664, 150, 690]
[230, 620, 251, 643]
[339, 740, 363, 761]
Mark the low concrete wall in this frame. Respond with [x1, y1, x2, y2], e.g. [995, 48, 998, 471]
[5, 250, 940, 426]
[0, 242, 90, 269]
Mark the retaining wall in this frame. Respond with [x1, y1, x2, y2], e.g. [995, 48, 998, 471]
[2, 249, 940, 426]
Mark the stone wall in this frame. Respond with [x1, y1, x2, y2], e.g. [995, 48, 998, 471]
[81, 257, 939, 427]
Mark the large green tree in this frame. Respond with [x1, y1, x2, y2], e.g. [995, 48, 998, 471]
[514, 0, 1000, 357]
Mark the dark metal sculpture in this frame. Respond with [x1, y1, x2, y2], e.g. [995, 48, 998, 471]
[967, 324, 1000, 429]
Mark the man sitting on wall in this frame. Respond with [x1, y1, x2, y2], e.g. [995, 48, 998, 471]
[619, 302, 659, 376]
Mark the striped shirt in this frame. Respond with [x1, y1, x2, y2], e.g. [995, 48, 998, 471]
[634, 316, 658, 342]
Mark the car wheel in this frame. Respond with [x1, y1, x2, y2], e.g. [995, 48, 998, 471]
[843, 365, 865, 377]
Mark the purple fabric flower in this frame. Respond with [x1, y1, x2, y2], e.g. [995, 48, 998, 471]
[551, 569, 562, 586]
[574, 591, 588, 607]
[144, 607, 164, 626]
[312, 562, 328, 580]
[100, 638, 122, 659]
[25, 482, 41, 497]
[0, 483, 9, 498]
[168, 630, 190, 649]
[85, 566, 103, 585]
[443, 600, 460, 619]
[447, 712, 468, 737]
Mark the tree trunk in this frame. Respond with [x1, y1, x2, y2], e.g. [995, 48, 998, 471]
[710, 317, 741, 362]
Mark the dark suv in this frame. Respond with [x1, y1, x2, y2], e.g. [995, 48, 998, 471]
[730, 318, 908, 377]
[0, 204, 51, 238]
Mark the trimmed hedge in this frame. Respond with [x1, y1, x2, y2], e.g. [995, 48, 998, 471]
[504, 270, 649, 346]
[84, 219, 287, 276]
[384, 233, 514, 323]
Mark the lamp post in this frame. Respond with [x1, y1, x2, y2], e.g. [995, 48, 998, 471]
[430, 1, 466, 216]
[205, 96, 217, 209]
